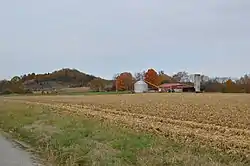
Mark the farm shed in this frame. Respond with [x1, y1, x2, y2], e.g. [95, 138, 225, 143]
[159, 83, 195, 92]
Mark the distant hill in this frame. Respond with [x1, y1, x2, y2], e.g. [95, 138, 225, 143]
[0, 68, 111, 94]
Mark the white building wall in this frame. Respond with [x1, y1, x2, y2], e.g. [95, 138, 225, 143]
[194, 74, 201, 92]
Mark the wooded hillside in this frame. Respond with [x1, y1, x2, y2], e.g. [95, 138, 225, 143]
[0, 68, 109, 94]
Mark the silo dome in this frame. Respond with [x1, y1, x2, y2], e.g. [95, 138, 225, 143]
[134, 80, 148, 93]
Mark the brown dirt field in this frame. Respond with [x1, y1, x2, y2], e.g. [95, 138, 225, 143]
[3, 93, 250, 158]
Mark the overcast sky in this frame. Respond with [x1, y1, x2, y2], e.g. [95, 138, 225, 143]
[0, 0, 249, 79]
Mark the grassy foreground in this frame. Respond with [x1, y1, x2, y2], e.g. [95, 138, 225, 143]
[0, 101, 248, 166]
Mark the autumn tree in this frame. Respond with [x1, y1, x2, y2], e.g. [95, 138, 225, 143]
[222, 79, 241, 93]
[11, 76, 21, 83]
[202, 79, 223, 92]
[0, 79, 25, 94]
[158, 71, 173, 84]
[0, 80, 9, 93]
[112, 73, 120, 91]
[116, 76, 125, 91]
[89, 78, 105, 92]
[144, 68, 159, 89]
[116, 72, 133, 91]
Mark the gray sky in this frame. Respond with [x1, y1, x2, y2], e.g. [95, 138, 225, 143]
[0, 0, 249, 80]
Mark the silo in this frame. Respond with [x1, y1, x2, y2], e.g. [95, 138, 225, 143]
[194, 74, 201, 92]
[134, 80, 148, 93]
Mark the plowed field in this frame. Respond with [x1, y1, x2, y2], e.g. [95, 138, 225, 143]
[4, 93, 250, 159]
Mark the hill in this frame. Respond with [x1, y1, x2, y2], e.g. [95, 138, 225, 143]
[22, 68, 97, 89]
[0, 68, 112, 94]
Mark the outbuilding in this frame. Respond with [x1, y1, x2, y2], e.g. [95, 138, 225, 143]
[159, 83, 195, 92]
[134, 80, 148, 93]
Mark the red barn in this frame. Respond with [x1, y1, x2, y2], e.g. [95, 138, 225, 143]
[159, 83, 195, 92]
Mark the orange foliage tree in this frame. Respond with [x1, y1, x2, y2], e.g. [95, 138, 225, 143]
[158, 71, 174, 84]
[116, 72, 133, 91]
[144, 69, 159, 89]
[223, 79, 241, 93]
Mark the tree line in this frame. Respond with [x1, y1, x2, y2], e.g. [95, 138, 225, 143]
[112, 69, 250, 93]
[1, 68, 250, 94]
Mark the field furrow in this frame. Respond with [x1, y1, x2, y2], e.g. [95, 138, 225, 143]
[7, 99, 250, 158]
[8, 94, 250, 130]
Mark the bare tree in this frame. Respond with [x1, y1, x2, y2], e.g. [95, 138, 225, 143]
[134, 72, 144, 81]
[172, 71, 189, 82]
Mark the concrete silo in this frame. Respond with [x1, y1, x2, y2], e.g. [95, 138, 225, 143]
[194, 74, 201, 93]
[134, 80, 148, 93]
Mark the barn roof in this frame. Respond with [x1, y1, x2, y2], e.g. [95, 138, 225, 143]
[159, 83, 193, 88]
